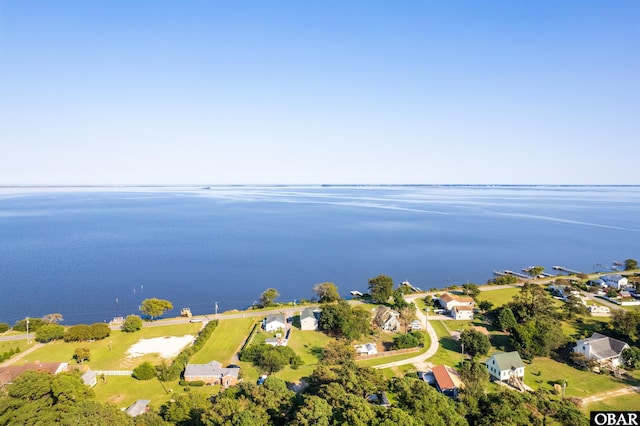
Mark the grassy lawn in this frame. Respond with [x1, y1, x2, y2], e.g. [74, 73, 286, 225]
[190, 317, 257, 365]
[476, 287, 520, 308]
[18, 323, 201, 370]
[428, 320, 464, 367]
[524, 357, 638, 399]
[286, 329, 335, 365]
[92, 376, 220, 411]
[583, 392, 640, 413]
[0, 340, 34, 357]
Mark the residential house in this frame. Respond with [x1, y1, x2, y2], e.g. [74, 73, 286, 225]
[589, 305, 610, 315]
[81, 370, 97, 388]
[452, 305, 474, 320]
[573, 333, 630, 368]
[486, 352, 525, 385]
[410, 319, 422, 330]
[264, 314, 286, 332]
[300, 308, 320, 331]
[0, 361, 69, 386]
[125, 399, 150, 417]
[431, 365, 463, 398]
[184, 360, 240, 387]
[599, 275, 629, 290]
[355, 343, 378, 356]
[374, 306, 401, 332]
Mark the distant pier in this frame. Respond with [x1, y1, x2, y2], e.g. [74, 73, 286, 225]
[553, 266, 582, 275]
[493, 270, 532, 279]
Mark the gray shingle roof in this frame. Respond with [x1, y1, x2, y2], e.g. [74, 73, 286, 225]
[125, 399, 150, 417]
[266, 314, 286, 325]
[576, 333, 629, 360]
[300, 308, 316, 321]
[184, 361, 240, 378]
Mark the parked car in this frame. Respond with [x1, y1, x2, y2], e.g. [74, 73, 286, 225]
[190, 318, 203, 323]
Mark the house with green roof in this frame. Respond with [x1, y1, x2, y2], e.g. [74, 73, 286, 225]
[485, 351, 525, 383]
[300, 307, 320, 330]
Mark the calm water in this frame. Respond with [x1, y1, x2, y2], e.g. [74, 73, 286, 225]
[1, 185, 638, 325]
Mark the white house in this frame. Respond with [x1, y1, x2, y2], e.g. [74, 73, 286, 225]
[81, 370, 97, 388]
[125, 400, 151, 417]
[573, 333, 630, 367]
[589, 305, 610, 315]
[486, 351, 525, 383]
[452, 305, 474, 320]
[300, 308, 320, 331]
[264, 314, 286, 332]
[599, 275, 629, 290]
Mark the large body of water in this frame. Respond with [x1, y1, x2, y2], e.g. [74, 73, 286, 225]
[1, 185, 638, 325]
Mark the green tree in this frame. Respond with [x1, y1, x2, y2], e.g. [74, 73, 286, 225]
[368, 275, 394, 304]
[562, 294, 589, 318]
[35, 323, 65, 343]
[13, 317, 46, 332]
[0, 323, 9, 333]
[64, 324, 92, 342]
[140, 298, 173, 320]
[259, 288, 280, 308]
[122, 314, 143, 332]
[313, 282, 341, 303]
[89, 323, 111, 340]
[290, 395, 332, 426]
[620, 347, 640, 370]
[527, 266, 545, 278]
[390, 376, 467, 425]
[392, 331, 422, 349]
[460, 329, 491, 358]
[458, 360, 490, 396]
[497, 306, 517, 332]
[610, 310, 640, 341]
[133, 361, 157, 380]
[392, 289, 410, 309]
[490, 275, 519, 285]
[42, 313, 64, 324]
[321, 341, 356, 365]
[478, 300, 494, 312]
[74, 347, 91, 364]
[624, 258, 638, 271]
[462, 283, 481, 299]
[398, 304, 417, 332]
[509, 282, 557, 322]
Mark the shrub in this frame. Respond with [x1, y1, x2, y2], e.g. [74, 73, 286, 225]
[133, 362, 157, 380]
[35, 323, 65, 343]
[0, 323, 9, 333]
[392, 331, 422, 350]
[189, 380, 205, 387]
[239, 343, 303, 373]
[121, 315, 143, 333]
[179, 380, 189, 386]
[13, 318, 46, 332]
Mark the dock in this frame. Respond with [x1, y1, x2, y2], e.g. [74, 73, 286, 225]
[493, 270, 531, 280]
[552, 266, 582, 275]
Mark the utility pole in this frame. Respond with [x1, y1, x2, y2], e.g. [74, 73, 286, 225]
[461, 342, 464, 362]
[26, 317, 30, 344]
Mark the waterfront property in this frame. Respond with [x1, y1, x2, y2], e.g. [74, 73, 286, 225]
[183, 360, 240, 387]
[486, 351, 525, 387]
[438, 293, 475, 319]
[594, 275, 630, 290]
[264, 314, 287, 332]
[573, 333, 630, 368]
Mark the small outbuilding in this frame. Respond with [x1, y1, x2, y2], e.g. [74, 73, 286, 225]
[125, 399, 150, 417]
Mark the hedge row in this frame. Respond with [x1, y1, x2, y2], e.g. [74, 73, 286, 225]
[157, 320, 218, 381]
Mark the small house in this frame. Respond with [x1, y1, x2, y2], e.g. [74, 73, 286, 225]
[431, 365, 463, 398]
[184, 361, 240, 387]
[486, 352, 525, 384]
[356, 343, 378, 356]
[439, 293, 475, 319]
[452, 305, 474, 320]
[573, 333, 630, 368]
[599, 275, 629, 290]
[0, 361, 69, 386]
[81, 370, 97, 388]
[125, 399, 150, 417]
[264, 314, 286, 332]
[300, 308, 320, 331]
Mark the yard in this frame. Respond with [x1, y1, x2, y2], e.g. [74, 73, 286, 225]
[190, 317, 257, 365]
[476, 287, 520, 308]
[17, 323, 202, 370]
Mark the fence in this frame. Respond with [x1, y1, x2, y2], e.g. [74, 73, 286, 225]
[357, 346, 421, 361]
[93, 370, 133, 376]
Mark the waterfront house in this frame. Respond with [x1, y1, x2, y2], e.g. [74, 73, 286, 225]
[300, 307, 320, 331]
[573, 333, 630, 368]
[264, 314, 286, 332]
[184, 361, 240, 387]
[599, 275, 629, 290]
[486, 352, 525, 384]
[439, 293, 475, 319]
[125, 399, 150, 417]
[431, 365, 463, 397]
[452, 305, 474, 320]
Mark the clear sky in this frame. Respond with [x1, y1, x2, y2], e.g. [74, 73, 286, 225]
[1, 1, 638, 185]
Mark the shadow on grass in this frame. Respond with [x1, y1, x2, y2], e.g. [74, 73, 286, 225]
[440, 337, 461, 353]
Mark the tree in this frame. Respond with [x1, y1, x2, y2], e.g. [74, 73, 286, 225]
[133, 361, 157, 380]
[458, 360, 489, 396]
[13, 317, 46, 332]
[490, 275, 518, 285]
[74, 347, 91, 364]
[42, 313, 64, 324]
[478, 300, 494, 312]
[509, 282, 557, 322]
[259, 288, 280, 308]
[318, 300, 371, 340]
[497, 306, 517, 332]
[313, 282, 341, 303]
[527, 266, 545, 278]
[140, 298, 173, 320]
[35, 323, 65, 343]
[462, 283, 481, 299]
[620, 347, 640, 370]
[321, 341, 355, 365]
[625, 258, 638, 271]
[368, 275, 394, 304]
[398, 304, 417, 332]
[392, 289, 410, 309]
[122, 315, 143, 332]
[610, 310, 640, 342]
[392, 331, 422, 349]
[0, 323, 8, 333]
[562, 294, 589, 318]
[460, 329, 491, 358]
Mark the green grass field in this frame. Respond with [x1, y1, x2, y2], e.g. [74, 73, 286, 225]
[476, 287, 520, 307]
[190, 317, 257, 365]
[583, 392, 640, 414]
[18, 323, 201, 370]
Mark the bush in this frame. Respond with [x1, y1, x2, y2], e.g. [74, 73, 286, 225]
[0, 323, 9, 333]
[189, 381, 205, 387]
[64, 323, 111, 342]
[392, 331, 423, 350]
[179, 380, 189, 386]
[35, 323, 65, 343]
[133, 362, 157, 380]
[13, 318, 46, 332]
[239, 343, 303, 373]
[121, 315, 143, 333]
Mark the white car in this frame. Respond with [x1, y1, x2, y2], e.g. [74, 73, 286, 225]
[189, 318, 203, 323]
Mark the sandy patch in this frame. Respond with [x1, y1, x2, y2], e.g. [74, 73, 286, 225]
[126, 335, 195, 359]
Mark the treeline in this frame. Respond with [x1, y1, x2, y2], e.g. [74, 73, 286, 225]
[157, 320, 218, 381]
[35, 323, 111, 343]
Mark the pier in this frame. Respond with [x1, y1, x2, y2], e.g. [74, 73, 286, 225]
[493, 270, 532, 279]
[553, 266, 582, 275]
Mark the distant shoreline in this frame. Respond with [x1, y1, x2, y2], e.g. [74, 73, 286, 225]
[2, 184, 639, 189]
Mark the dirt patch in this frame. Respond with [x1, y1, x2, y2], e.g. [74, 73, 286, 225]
[126, 335, 195, 359]
[108, 394, 124, 403]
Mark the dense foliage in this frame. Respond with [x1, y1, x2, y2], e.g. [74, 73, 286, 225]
[140, 298, 173, 320]
[318, 300, 371, 340]
[35, 323, 65, 343]
[133, 361, 158, 380]
[625, 258, 638, 271]
[259, 288, 280, 308]
[239, 343, 302, 373]
[0, 370, 133, 426]
[368, 275, 394, 304]
[392, 331, 422, 349]
[64, 323, 111, 342]
[313, 282, 341, 303]
[488, 274, 518, 285]
[12, 317, 46, 332]
[460, 329, 491, 358]
[0, 323, 10, 333]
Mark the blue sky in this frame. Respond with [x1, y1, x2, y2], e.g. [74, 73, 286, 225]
[1, 1, 638, 185]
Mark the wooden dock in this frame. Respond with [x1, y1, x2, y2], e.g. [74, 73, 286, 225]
[553, 266, 582, 275]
